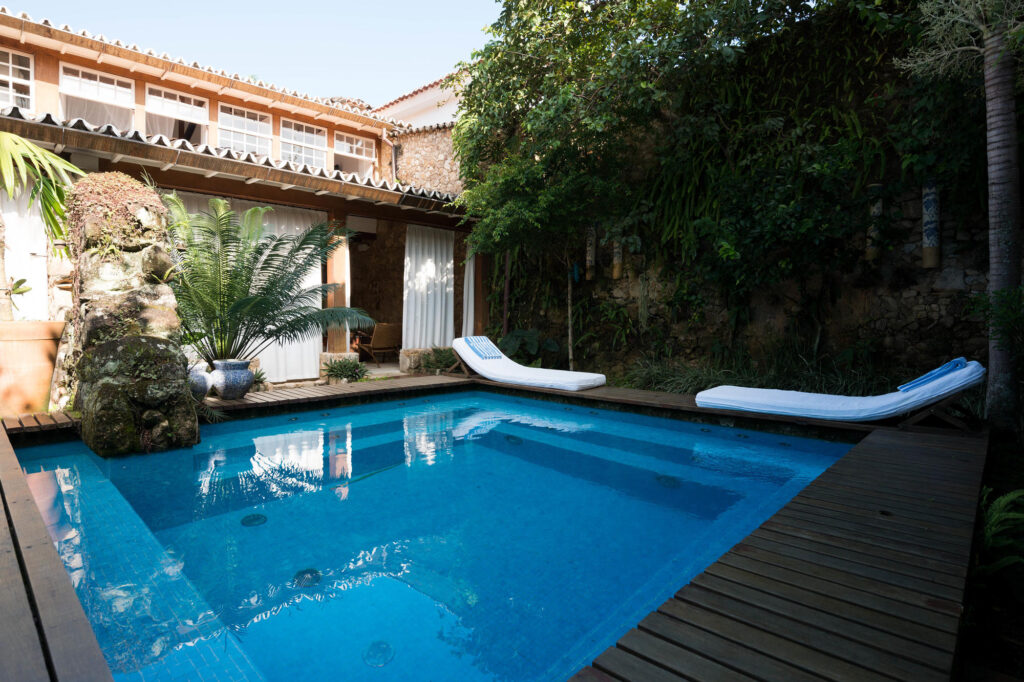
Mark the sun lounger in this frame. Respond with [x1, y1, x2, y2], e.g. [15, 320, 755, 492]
[694, 358, 985, 423]
[452, 336, 606, 391]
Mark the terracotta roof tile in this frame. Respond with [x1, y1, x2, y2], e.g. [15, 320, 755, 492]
[0, 106, 458, 203]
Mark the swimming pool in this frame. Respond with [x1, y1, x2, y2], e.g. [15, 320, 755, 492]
[17, 391, 849, 681]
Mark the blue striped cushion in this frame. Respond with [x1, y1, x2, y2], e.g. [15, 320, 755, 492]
[465, 336, 502, 360]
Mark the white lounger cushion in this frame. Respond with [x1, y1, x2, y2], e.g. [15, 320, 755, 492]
[453, 337, 606, 392]
[694, 360, 985, 422]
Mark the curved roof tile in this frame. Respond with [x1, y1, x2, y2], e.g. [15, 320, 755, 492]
[0, 106, 458, 204]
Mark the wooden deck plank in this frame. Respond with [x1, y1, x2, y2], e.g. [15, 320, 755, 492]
[660, 598, 892, 681]
[679, 584, 945, 680]
[702, 562, 958, 650]
[617, 627, 758, 681]
[28, 413, 54, 431]
[49, 411, 73, 426]
[760, 518, 966, 578]
[16, 413, 41, 432]
[0, 427, 112, 681]
[640, 610, 817, 682]
[2, 415, 21, 433]
[691, 572, 953, 672]
[752, 526, 963, 588]
[581, 426, 985, 680]
[593, 645, 684, 682]
[568, 666, 618, 682]
[0, 489, 51, 682]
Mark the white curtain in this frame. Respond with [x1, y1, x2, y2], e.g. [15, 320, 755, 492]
[144, 113, 176, 138]
[1, 188, 48, 321]
[402, 224, 454, 349]
[173, 191, 328, 382]
[61, 94, 134, 131]
[461, 254, 475, 337]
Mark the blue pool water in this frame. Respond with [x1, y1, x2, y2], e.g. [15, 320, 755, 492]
[17, 391, 849, 681]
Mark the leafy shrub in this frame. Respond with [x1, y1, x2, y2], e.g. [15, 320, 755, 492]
[421, 347, 456, 372]
[498, 329, 559, 367]
[252, 368, 267, 385]
[625, 341, 915, 397]
[323, 358, 368, 382]
[976, 487, 1024, 578]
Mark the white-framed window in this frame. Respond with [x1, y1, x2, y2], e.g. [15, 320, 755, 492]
[281, 118, 327, 167]
[0, 49, 33, 110]
[59, 63, 135, 130]
[217, 104, 272, 156]
[333, 132, 376, 176]
[146, 86, 208, 145]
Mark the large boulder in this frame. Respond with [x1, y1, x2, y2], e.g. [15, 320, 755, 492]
[57, 172, 199, 456]
[77, 337, 198, 456]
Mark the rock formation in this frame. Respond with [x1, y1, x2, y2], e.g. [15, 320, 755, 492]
[64, 172, 198, 456]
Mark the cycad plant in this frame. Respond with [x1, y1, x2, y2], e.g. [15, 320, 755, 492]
[0, 132, 84, 320]
[164, 194, 373, 365]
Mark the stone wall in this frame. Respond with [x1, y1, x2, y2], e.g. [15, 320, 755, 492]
[350, 220, 406, 327]
[393, 125, 463, 195]
[534, 189, 996, 378]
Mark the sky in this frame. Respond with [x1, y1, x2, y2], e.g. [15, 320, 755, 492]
[24, 1, 502, 108]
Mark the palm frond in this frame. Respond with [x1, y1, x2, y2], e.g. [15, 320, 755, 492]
[0, 132, 83, 242]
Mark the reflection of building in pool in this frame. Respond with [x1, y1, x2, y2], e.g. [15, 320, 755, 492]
[403, 410, 456, 465]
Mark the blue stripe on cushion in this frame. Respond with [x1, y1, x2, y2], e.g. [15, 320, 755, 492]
[898, 357, 967, 392]
[465, 336, 502, 360]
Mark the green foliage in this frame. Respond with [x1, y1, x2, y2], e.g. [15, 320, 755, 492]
[625, 340, 916, 396]
[251, 368, 267, 385]
[164, 194, 374, 364]
[498, 328, 559, 367]
[976, 487, 1024, 577]
[456, 0, 987, 354]
[0, 132, 83, 243]
[8, 277, 28, 310]
[596, 301, 636, 350]
[421, 347, 457, 372]
[322, 357, 368, 382]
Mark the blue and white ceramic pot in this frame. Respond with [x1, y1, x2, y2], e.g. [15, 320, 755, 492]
[188, 364, 211, 401]
[210, 359, 254, 400]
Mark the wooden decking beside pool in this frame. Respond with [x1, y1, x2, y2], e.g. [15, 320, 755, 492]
[0, 378, 989, 680]
[571, 427, 988, 681]
[1, 374, 474, 436]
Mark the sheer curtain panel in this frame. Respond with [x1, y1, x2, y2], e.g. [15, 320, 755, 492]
[402, 224, 454, 349]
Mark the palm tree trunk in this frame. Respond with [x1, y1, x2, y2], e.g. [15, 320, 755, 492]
[983, 29, 1022, 429]
[0, 212, 13, 321]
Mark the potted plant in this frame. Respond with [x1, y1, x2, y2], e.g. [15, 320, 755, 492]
[165, 195, 373, 400]
[0, 133, 83, 416]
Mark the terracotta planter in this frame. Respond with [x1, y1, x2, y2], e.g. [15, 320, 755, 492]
[0, 321, 65, 417]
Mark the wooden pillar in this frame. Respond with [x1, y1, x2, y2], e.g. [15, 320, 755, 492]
[325, 236, 350, 352]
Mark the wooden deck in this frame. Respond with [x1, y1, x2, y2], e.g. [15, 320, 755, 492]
[0, 424, 112, 681]
[572, 427, 988, 681]
[2, 374, 473, 436]
[0, 376, 988, 681]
